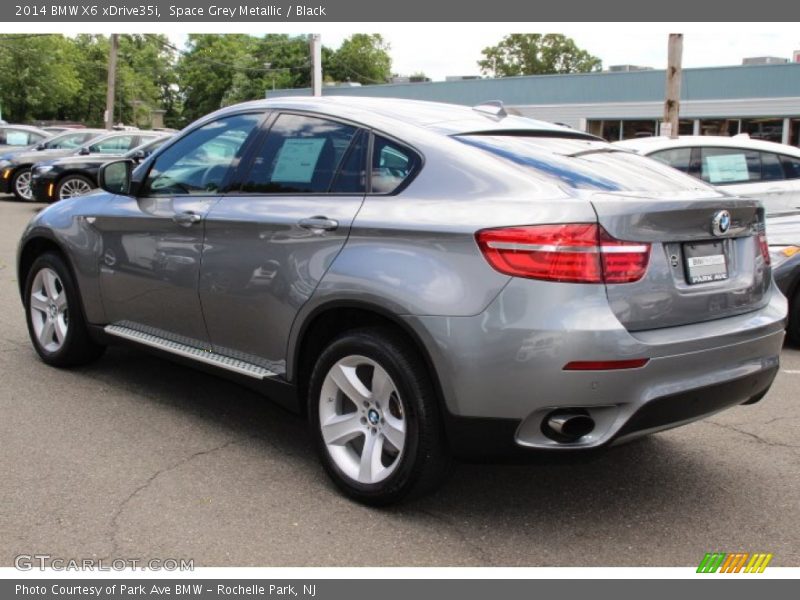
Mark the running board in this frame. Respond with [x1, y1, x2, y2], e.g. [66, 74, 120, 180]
[104, 324, 277, 380]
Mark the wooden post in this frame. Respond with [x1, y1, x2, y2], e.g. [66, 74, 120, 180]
[104, 34, 119, 129]
[663, 34, 683, 139]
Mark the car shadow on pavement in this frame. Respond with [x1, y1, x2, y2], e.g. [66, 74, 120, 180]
[81, 344, 730, 525]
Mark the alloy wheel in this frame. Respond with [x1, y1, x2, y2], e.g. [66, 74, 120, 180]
[59, 178, 93, 200]
[15, 170, 33, 201]
[319, 355, 406, 484]
[29, 267, 69, 353]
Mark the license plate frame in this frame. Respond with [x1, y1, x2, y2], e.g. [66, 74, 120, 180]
[683, 241, 729, 285]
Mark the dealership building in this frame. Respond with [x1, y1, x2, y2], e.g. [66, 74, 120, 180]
[270, 62, 800, 146]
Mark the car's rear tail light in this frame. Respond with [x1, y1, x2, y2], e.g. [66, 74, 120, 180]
[757, 228, 771, 266]
[475, 223, 650, 284]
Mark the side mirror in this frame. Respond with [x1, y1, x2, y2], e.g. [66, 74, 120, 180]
[131, 149, 146, 163]
[98, 159, 133, 196]
[78, 147, 90, 156]
[35, 143, 46, 151]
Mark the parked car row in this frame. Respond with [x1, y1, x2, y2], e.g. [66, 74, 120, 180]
[0, 126, 171, 201]
[15, 97, 790, 504]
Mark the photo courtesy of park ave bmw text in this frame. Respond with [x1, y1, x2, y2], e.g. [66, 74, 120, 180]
[0, 0, 799, 596]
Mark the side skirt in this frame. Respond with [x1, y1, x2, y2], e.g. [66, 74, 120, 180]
[90, 324, 301, 414]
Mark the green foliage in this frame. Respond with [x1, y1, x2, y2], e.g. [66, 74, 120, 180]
[0, 34, 177, 127]
[0, 35, 81, 122]
[0, 33, 394, 128]
[479, 34, 602, 77]
[326, 34, 392, 84]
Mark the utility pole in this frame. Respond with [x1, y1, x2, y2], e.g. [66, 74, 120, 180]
[309, 34, 322, 97]
[662, 33, 683, 139]
[104, 33, 119, 129]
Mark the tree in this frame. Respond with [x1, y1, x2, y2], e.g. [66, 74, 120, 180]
[177, 34, 255, 123]
[478, 34, 601, 77]
[0, 35, 81, 122]
[327, 34, 392, 84]
[178, 34, 319, 124]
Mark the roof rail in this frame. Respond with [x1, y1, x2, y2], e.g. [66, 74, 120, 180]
[472, 101, 508, 119]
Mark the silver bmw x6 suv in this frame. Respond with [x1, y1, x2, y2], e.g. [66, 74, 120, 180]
[17, 97, 787, 504]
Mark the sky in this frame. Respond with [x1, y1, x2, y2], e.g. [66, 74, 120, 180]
[168, 26, 800, 82]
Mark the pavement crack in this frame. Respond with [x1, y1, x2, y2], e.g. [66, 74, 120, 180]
[106, 438, 239, 558]
[412, 508, 495, 566]
[707, 420, 800, 449]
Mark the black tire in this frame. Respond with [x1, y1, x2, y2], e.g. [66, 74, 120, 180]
[24, 252, 105, 367]
[308, 327, 449, 505]
[11, 167, 33, 202]
[55, 174, 95, 202]
[787, 288, 800, 347]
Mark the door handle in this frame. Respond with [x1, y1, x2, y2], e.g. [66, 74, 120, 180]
[298, 216, 339, 232]
[173, 211, 203, 227]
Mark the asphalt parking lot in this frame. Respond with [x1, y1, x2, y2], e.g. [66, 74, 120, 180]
[0, 196, 798, 568]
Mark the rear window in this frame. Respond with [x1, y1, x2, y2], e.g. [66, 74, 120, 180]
[457, 136, 706, 192]
[649, 147, 692, 173]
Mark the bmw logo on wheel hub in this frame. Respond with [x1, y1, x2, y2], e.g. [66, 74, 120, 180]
[367, 408, 381, 425]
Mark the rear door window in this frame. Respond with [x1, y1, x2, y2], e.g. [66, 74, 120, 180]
[370, 136, 420, 193]
[781, 154, 800, 180]
[330, 130, 367, 194]
[760, 152, 785, 181]
[699, 147, 760, 184]
[243, 114, 359, 194]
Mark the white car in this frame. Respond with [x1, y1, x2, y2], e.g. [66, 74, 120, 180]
[615, 135, 800, 215]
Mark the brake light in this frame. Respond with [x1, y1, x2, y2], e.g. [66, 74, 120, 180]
[758, 228, 771, 266]
[476, 223, 650, 284]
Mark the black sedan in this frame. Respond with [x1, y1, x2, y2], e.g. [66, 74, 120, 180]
[1, 128, 108, 200]
[30, 135, 171, 203]
[768, 213, 800, 345]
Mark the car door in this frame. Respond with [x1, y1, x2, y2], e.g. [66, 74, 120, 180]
[93, 112, 263, 346]
[199, 113, 368, 372]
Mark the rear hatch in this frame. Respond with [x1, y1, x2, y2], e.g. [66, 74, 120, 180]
[458, 134, 772, 330]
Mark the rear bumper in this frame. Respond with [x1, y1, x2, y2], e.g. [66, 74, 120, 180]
[444, 365, 778, 459]
[404, 277, 787, 456]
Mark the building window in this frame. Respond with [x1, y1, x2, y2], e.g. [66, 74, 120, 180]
[699, 119, 740, 136]
[741, 118, 784, 143]
[791, 119, 800, 147]
[622, 120, 658, 139]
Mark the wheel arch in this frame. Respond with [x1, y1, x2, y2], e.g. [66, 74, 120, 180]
[289, 300, 448, 422]
[54, 171, 98, 196]
[18, 232, 74, 298]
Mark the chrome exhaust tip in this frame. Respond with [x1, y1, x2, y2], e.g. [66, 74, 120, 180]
[543, 410, 595, 442]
